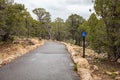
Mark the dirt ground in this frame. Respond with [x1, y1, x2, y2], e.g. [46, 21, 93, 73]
[71, 44, 120, 80]
[0, 43, 16, 60]
[1, 41, 120, 80]
[88, 56, 120, 80]
[0, 38, 44, 67]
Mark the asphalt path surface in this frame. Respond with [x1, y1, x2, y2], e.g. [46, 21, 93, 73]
[0, 41, 80, 80]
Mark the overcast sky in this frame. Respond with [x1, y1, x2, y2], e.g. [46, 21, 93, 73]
[14, 0, 94, 21]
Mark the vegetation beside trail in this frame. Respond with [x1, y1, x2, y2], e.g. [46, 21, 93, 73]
[65, 43, 120, 80]
[0, 37, 44, 67]
[0, 0, 120, 79]
[0, 0, 120, 65]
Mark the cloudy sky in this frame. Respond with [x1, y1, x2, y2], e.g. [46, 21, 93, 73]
[14, 0, 94, 21]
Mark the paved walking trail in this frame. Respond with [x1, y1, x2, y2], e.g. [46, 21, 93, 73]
[0, 41, 80, 80]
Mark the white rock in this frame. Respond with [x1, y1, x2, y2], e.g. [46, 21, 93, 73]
[113, 71, 120, 75]
[92, 74, 102, 80]
[105, 71, 112, 75]
[0, 59, 3, 64]
[16, 53, 22, 57]
[72, 55, 82, 64]
[91, 65, 99, 71]
[77, 58, 90, 69]
[71, 52, 78, 56]
[117, 59, 120, 63]
[115, 76, 120, 80]
[78, 68, 93, 80]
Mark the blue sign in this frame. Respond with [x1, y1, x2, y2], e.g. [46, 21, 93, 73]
[82, 32, 87, 37]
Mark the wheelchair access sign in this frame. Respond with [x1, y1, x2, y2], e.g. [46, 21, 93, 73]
[81, 31, 87, 58]
[82, 32, 87, 37]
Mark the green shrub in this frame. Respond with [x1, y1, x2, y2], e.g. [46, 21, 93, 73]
[74, 64, 77, 71]
[111, 73, 116, 79]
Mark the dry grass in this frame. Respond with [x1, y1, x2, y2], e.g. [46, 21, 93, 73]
[0, 38, 44, 67]
[72, 45, 120, 80]
[64, 42, 120, 80]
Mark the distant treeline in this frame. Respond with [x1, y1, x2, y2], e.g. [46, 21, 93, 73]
[0, 0, 120, 61]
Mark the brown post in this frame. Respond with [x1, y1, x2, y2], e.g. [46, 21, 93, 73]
[83, 36, 85, 58]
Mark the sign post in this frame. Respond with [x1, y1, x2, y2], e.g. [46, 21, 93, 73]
[82, 32, 87, 58]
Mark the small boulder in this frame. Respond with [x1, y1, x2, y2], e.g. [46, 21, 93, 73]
[77, 58, 90, 69]
[78, 68, 93, 80]
[115, 76, 120, 80]
[72, 55, 82, 64]
[90, 65, 99, 71]
[27, 40, 35, 45]
[105, 71, 112, 76]
[92, 74, 102, 80]
[113, 71, 120, 75]
[71, 52, 78, 56]
[0, 59, 3, 64]
[117, 59, 120, 63]
[13, 41, 20, 44]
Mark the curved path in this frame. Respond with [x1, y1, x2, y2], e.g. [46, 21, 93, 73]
[0, 41, 80, 80]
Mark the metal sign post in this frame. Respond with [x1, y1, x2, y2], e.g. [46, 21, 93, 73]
[82, 32, 87, 58]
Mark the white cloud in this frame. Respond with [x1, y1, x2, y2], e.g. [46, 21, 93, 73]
[65, 0, 93, 6]
[14, 0, 94, 21]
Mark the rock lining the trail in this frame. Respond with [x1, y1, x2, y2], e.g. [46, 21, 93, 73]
[0, 38, 44, 67]
[77, 58, 90, 69]
[78, 68, 93, 80]
[62, 42, 101, 80]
